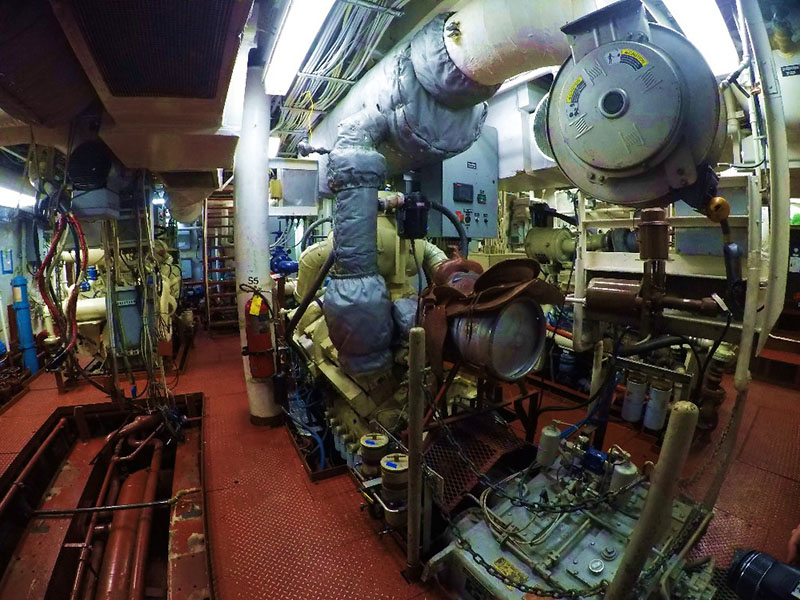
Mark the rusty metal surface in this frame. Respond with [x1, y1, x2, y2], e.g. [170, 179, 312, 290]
[0, 394, 206, 600]
[169, 427, 211, 600]
[0, 437, 105, 600]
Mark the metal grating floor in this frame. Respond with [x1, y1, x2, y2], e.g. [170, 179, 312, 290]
[424, 418, 525, 511]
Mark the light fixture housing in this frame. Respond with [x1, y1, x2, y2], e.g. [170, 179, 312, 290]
[662, 0, 739, 76]
[0, 185, 36, 210]
[263, 0, 336, 96]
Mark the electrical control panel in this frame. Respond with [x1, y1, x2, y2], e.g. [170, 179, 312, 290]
[421, 126, 499, 239]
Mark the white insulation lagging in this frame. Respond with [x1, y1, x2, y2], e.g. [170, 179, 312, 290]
[318, 0, 601, 375]
[234, 63, 280, 422]
[443, 0, 599, 86]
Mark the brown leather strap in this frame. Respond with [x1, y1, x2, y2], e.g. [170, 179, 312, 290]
[445, 279, 564, 317]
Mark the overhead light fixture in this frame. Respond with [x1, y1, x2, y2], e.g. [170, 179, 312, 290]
[0, 185, 35, 210]
[662, 0, 739, 76]
[269, 136, 282, 159]
[264, 0, 336, 96]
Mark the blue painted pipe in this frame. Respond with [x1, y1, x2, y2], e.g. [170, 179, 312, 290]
[11, 276, 38, 374]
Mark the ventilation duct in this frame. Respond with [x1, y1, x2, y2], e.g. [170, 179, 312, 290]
[0, 0, 96, 126]
[66, 0, 237, 99]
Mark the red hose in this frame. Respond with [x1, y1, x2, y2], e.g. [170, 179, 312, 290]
[36, 215, 67, 337]
[63, 214, 88, 353]
[546, 325, 573, 339]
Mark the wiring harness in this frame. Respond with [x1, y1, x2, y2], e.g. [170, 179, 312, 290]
[273, 0, 410, 156]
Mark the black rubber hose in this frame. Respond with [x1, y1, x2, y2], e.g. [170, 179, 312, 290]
[285, 251, 335, 345]
[429, 200, 469, 258]
[617, 335, 685, 358]
[300, 216, 332, 251]
[69, 221, 81, 281]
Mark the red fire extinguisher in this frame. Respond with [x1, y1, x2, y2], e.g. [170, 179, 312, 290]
[242, 292, 275, 379]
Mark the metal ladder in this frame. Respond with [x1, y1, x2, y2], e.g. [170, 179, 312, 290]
[203, 192, 238, 331]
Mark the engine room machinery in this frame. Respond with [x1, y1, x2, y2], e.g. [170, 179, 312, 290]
[274, 0, 789, 598]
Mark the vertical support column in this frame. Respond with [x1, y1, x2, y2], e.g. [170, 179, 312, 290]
[235, 53, 280, 425]
[587, 339, 604, 415]
[605, 401, 699, 600]
[572, 193, 589, 351]
[406, 326, 425, 580]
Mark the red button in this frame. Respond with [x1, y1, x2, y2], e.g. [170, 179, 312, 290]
[455, 210, 464, 222]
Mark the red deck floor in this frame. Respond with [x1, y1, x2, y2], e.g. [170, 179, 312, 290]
[0, 330, 798, 598]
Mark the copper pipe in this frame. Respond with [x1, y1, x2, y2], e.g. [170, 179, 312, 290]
[84, 539, 106, 600]
[83, 477, 121, 600]
[101, 477, 122, 523]
[104, 415, 161, 446]
[71, 441, 123, 600]
[0, 418, 66, 518]
[119, 425, 164, 460]
[95, 469, 148, 600]
[128, 440, 163, 600]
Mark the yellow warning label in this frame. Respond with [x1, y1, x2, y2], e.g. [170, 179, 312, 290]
[566, 76, 584, 103]
[249, 295, 262, 316]
[493, 557, 528, 590]
[621, 48, 648, 67]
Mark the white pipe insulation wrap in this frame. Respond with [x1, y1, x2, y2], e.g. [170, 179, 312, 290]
[234, 62, 280, 424]
[321, 9, 547, 375]
[443, 0, 599, 86]
[61, 248, 104, 265]
[73, 298, 107, 322]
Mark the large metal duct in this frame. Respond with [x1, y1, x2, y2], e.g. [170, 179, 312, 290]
[0, 0, 96, 126]
[318, 2, 597, 375]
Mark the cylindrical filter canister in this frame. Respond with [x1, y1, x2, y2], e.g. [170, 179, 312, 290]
[360, 433, 390, 477]
[644, 379, 672, 431]
[622, 373, 648, 422]
[380, 453, 409, 504]
[333, 425, 345, 452]
[610, 460, 639, 506]
[537, 422, 561, 468]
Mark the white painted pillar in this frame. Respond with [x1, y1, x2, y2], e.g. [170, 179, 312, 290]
[234, 61, 280, 425]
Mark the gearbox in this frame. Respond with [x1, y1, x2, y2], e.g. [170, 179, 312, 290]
[547, 0, 726, 208]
